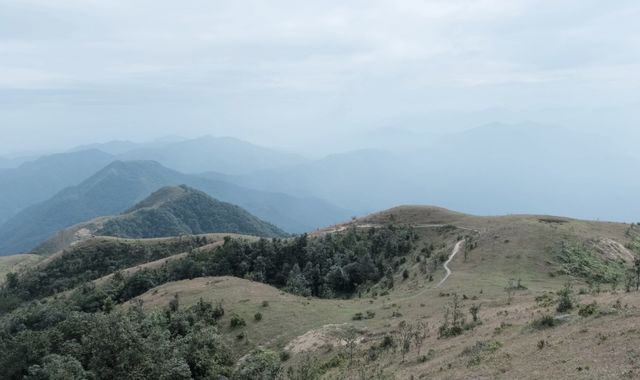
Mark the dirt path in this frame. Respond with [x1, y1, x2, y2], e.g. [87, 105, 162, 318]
[436, 240, 464, 288]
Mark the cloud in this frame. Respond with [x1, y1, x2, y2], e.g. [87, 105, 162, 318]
[0, 0, 638, 152]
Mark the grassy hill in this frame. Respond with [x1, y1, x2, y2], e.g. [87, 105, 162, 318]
[1, 206, 639, 379]
[37, 185, 285, 253]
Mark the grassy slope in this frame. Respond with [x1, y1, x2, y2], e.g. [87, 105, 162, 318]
[33, 205, 639, 379]
[0, 254, 43, 284]
[120, 206, 638, 379]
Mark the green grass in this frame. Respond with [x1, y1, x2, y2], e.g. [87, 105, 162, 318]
[556, 241, 626, 283]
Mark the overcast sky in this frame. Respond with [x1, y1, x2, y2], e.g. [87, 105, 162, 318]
[1, 0, 639, 154]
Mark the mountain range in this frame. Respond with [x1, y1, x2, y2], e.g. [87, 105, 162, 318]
[0, 150, 116, 226]
[0, 124, 638, 255]
[0, 160, 350, 255]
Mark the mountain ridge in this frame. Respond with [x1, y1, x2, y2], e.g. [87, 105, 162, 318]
[36, 185, 285, 253]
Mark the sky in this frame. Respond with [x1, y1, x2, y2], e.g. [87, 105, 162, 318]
[1, 0, 639, 155]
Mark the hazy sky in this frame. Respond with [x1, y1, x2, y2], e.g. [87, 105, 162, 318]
[1, 0, 639, 154]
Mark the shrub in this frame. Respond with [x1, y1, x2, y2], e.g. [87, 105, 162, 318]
[230, 313, 246, 328]
[213, 302, 225, 319]
[254, 312, 263, 321]
[535, 293, 554, 308]
[461, 340, 502, 367]
[279, 351, 291, 362]
[262, 300, 269, 307]
[438, 293, 466, 338]
[531, 314, 556, 330]
[380, 335, 395, 349]
[233, 349, 281, 380]
[537, 340, 546, 350]
[469, 304, 481, 323]
[578, 302, 598, 317]
[556, 283, 574, 313]
[352, 312, 364, 321]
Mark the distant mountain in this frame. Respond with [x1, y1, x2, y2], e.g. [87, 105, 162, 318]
[0, 154, 42, 169]
[37, 185, 285, 253]
[69, 140, 142, 155]
[69, 137, 187, 155]
[203, 149, 415, 212]
[211, 123, 640, 222]
[0, 160, 350, 255]
[0, 150, 116, 225]
[119, 136, 307, 174]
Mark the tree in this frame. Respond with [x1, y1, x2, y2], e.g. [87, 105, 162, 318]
[25, 354, 87, 380]
[285, 264, 311, 296]
[469, 304, 481, 323]
[102, 296, 114, 314]
[335, 325, 360, 365]
[626, 270, 635, 292]
[505, 279, 516, 304]
[634, 256, 640, 291]
[233, 349, 280, 380]
[413, 322, 429, 356]
[169, 293, 180, 313]
[438, 293, 465, 338]
[396, 321, 415, 362]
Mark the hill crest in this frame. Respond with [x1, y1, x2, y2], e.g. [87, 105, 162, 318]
[36, 185, 286, 253]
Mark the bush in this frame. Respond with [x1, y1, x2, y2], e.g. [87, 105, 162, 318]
[461, 340, 502, 367]
[233, 349, 281, 380]
[230, 313, 246, 328]
[262, 300, 269, 307]
[279, 351, 291, 362]
[352, 312, 363, 321]
[578, 302, 598, 317]
[531, 314, 556, 330]
[438, 293, 466, 338]
[254, 312, 263, 321]
[380, 335, 395, 349]
[556, 283, 574, 313]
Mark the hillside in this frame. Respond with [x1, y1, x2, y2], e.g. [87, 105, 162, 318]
[0, 254, 43, 284]
[0, 160, 350, 255]
[37, 185, 285, 253]
[1, 206, 639, 379]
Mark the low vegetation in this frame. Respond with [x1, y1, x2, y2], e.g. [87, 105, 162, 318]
[556, 241, 626, 284]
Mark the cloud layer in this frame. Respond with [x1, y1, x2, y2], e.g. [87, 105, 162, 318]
[1, 0, 639, 152]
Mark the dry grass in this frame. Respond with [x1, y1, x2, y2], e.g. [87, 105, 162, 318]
[95, 206, 639, 378]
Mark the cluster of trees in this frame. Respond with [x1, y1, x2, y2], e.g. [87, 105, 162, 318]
[196, 225, 417, 297]
[90, 225, 417, 307]
[0, 297, 237, 380]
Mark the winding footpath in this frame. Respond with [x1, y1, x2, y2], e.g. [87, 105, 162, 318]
[436, 240, 464, 288]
